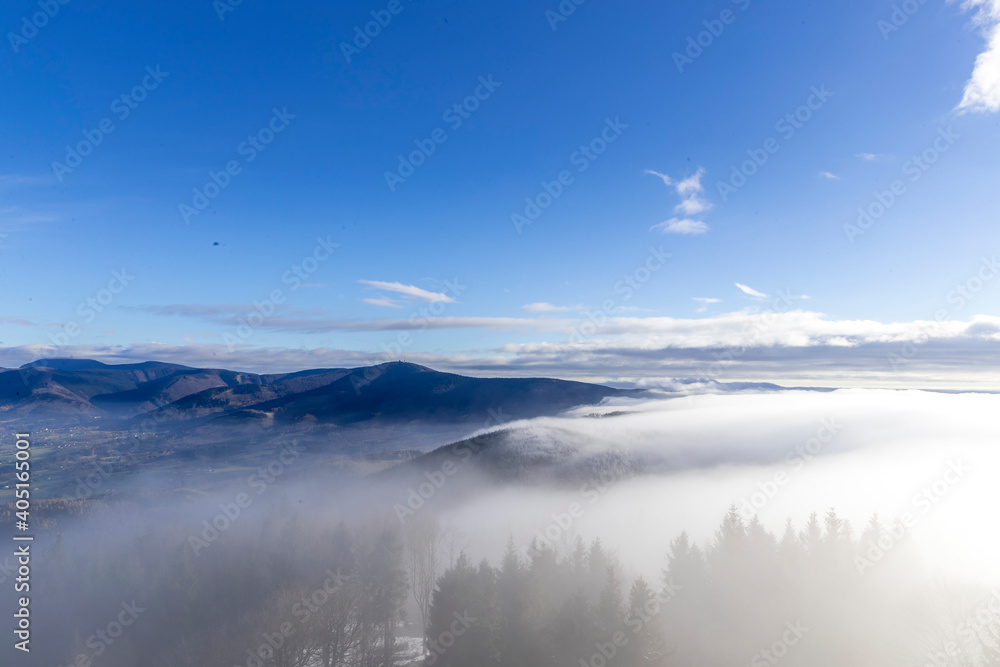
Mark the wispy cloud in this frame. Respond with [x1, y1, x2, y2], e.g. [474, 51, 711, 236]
[735, 283, 768, 299]
[644, 170, 674, 187]
[135, 304, 295, 319]
[0, 206, 59, 225]
[32, 311, 1000, 348]
[647, 168, 712, 215]
[363, 296, 403, 308]
[855, 152, 893, 162]
[11, 313, 1000, 388]
[819, 171, 840, 180]
[137, 304, 552, 333]
[357, 280, 457, 303]
[956, 0, 1000, 113]
[650, 218, 709, 235]
[0, 174, 50, 189]
[692, 297, 721, 313]
[646, 168, 712, 233]
[522, 302, 581, 313]
[0, 316, 35, 327]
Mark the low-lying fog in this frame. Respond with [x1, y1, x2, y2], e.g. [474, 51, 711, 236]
[440, 388, 1000, 586]
[9, 386, 999, 666]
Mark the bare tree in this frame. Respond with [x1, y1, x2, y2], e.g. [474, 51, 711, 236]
[441, 522, 468, 570]
[404, 514, 443, 652]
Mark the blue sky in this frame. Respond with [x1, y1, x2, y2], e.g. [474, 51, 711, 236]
[2, 0, 999, 386]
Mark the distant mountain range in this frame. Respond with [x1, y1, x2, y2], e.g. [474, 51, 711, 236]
[0, 360, 639, 450]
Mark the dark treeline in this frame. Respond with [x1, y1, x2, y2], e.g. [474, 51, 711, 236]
[18, 501, 1000, 667]
[424, 508, 1000, 667]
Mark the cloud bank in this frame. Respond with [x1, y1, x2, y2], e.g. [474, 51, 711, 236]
[957, 0, 1000, 113]
[6, 310, 1000, 389]
[448, 389, 1000, 586]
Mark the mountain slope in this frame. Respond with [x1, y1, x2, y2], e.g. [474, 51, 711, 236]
[0, 360, 635, 444]
[0, 362, 191, 416]
[211, 362, 634, 426]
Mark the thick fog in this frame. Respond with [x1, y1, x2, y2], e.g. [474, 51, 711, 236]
[442, 389, 1000, 586]
[4, 387, 999, 666]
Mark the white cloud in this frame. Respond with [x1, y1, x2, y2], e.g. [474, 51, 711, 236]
[363, 296, 403, 308]
[650, 218, 709, 235]
[459, 390, 1000, 585]
[0, 316, 35, 326]
[674, 196, 711, 216]
[692, 297, 721, 313]
[134, 306, 1000, 355]
[855, 153, 892, 162]
[735, 283, 768, 299]
[357, 280, 456, 303]
[673, 170, 707, 197]
[35, 310, 1000, 350]
[819, 171, 840, 180]
[11, 311, 1000, 389]
[956, 0, 1000, 113]
[644, 170, 674, 187]
[522, 302, 580, 313]
[646, 168, 712, 228]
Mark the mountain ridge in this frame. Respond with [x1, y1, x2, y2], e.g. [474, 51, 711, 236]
[0, 359, 638, 431]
